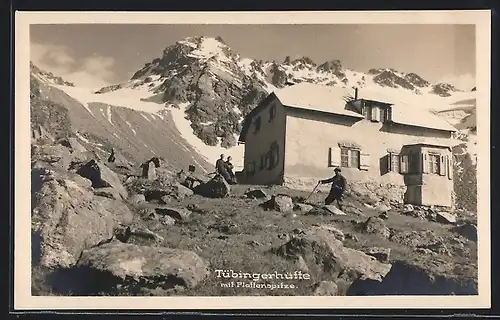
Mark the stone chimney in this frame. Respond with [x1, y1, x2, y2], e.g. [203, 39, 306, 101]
[354, 87, 358, 100]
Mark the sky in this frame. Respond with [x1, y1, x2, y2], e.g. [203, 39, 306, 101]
[30, 24, 476, 90]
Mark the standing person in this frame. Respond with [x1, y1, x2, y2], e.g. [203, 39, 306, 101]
[215, 154, 226, 174]
[215, 154, 231, 182]
[225, 156, 236, 184]
[319, 167, 347, 210]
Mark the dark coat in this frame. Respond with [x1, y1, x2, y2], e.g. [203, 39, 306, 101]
[215, 159, 227, 174]
[321, 174, 347, 194]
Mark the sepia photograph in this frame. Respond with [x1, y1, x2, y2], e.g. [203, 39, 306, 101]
[14, 11, 491, 310]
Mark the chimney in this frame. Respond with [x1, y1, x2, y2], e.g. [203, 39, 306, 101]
[354, 87, 358, 100]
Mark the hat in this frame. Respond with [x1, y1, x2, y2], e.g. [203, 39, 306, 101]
[334, 167, 341, 172]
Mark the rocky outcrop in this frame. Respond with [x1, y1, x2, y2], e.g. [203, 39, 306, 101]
[193, 174, 231, 198]
[245, 189, 268, 199]
[346, 260, 477, 295]
[154, 206, 192, 221]
[432, 83, 458, 97]
[31, 163, 134, 269]
[453, 223, 477, 242]
[361, 217, 391, 239]
[58, 137, 87, 154]
[31, 124, 55, 144]
[76, 242, 210, 291]
[313, 281, 339, 296]
[274, 225, 392, 282]
[31, 144, 73, 170]
[261, 195, 294, 212]
[76, 159, 128, 200]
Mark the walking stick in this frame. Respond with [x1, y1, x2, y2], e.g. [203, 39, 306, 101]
[305, 182, 321, 202]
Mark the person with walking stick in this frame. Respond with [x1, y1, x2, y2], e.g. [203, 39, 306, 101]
[319, 167, 347, 210]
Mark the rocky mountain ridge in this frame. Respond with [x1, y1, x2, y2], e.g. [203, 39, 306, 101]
[30, 67, 213, 173]
[88, 36, 471, 149]
[30, 35, 477, 173]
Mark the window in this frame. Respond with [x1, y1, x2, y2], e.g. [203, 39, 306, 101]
[362, 105, 370, 119]
[390, 153, 400, 172]
[260, 154, 267, 170]
[340, 148, 360, 169]
[253, 116, 261, 134]
[340, 148, 349, 167]
[380, 108, 387, 122]
[428, 154, 440, 174]
[268, 141, 280, 170]
[408, 153, 420, 173]
[269, 104, 276, 122]
[351, 150, 360, 168]
[246, 161, 256, 176]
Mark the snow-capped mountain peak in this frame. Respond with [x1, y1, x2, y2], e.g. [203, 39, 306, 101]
[30, 35, 477, 171]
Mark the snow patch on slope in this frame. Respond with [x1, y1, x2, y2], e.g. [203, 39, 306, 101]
[169, 103, 245, 171]
[54, 84, 165, 115]
[106, 106, 114, 125]
[75, 131, 89, 143]
[125, 121, 137, 135]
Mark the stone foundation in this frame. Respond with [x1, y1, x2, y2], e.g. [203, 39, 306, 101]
[283, 176, 406, 205]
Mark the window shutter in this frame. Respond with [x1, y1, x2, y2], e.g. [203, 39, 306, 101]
[387, 107, 393, 122]
[386, 154, 392, 173]
[329, 146, 341, 167]
[439, 155, 446, 176]
[400, 154, 409, 174]
[372, 106, 380, 122]
[421, 153, 428, 173]
[447, 155, 453, 180]
[359, 152, 370, 171]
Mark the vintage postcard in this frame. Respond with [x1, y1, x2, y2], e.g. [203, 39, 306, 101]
[14, 10, 491, 310]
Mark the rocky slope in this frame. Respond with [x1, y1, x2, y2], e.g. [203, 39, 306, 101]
[31, 141, 478, 296]
[29, 41, 479, 296]
[30, 66, 213, 173]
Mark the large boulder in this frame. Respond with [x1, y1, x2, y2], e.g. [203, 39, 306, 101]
[364, 247, 391, 263]
[293, 203, 314, 213]
[169, 182, 194, 200]
[31, 165, 134, 269]
[58, 137, 87, 154]
[31, 124, 54, 144]
[31, 144, 73, 170]
[155, 206, 192, 221]
[361, 217, 391, 239]
[262, 195, 294, 212]
[313, 281, 339, 296]
[436, 211, 457, 224]
[77, 242, 210, 290]
[274, 225, 392, 282]
[323, 205, 347, 216]
[453, 222, 477, 242]
[245, 189, 268, 199]
[76, 159, 128, 200]
[193, 174, 231, 198]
